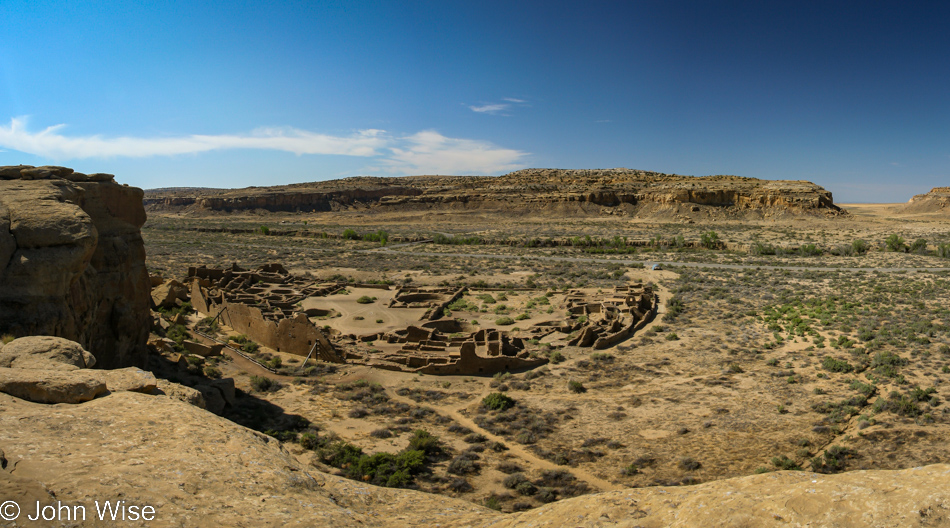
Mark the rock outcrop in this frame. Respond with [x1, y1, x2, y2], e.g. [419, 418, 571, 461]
[0, 335, 96, 370]
[0, 337, 157, 404]
[902, 186, 950, 214]
[0, 165, 150, 368]
[144, 168, 845, 219]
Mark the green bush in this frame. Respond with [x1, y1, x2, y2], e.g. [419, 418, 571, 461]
[568, 380, 586, 393]
[885, 234, 906, 252]
[821, 356, 854, 373]
[771, 455, 802, 471]
[495, 316, 515, 325]
[356, 295, 377, 304]
[700, 231, 719, 249]
[482, 392, 516, 411]
[250, 375, 280, 392]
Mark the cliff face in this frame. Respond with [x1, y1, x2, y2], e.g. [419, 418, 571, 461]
[902, 187, 950, 214]
[144, 168, 844, 218]
[0, 165, 150, 368]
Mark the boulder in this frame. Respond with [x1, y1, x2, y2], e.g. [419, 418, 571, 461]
[183, 340, 223, 357]
[153, 379, 206, 409]
[151, 280, 189, 309]
[209, 378, 236, 406]
[196, 384, 227, 414]
[96, 367, 157, 394]
[0, 367, 107, 404]
[0, 336, 96, 370]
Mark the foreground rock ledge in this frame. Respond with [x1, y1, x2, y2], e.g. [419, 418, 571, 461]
[0, 391, 946, 527]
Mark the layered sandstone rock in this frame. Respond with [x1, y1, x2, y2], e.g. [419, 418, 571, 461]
[902, 187, 950, 214]
[144, 168, 845, 218]
[0, 165, 150, 368]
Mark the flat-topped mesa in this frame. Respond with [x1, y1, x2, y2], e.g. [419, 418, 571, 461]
[902, 186, 950, 214]
[144, 168, 845, 218]
[0, 165, 150, 368]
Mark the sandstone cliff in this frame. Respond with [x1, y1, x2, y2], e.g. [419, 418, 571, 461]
[145, 168, 845, 219]
[902, 187, 950, 214]
[0, 165, 150, 368]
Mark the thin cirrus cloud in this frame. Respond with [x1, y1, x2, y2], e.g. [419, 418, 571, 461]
[0, 117, 529, 175]
[467, 97, 528, 115]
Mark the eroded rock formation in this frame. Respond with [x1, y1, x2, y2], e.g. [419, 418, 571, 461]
[144, 168, 846, 219]
[0, 165, 150, 368]
[902, 187, 950, 214]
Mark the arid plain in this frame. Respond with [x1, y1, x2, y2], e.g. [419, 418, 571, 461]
[140, 171, 950, 518]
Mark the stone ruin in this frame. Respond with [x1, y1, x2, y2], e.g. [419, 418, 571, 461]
[563, 284, 656, 349]
[183, 264, 656, 375]
[188, 264, 341, 363]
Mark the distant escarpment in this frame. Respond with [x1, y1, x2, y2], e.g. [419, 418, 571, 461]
[145, 168, 845, 219]
[0, 165, 150, 368]
[901, 187, 950, 214]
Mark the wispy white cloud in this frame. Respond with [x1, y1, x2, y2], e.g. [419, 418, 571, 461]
[0, 117, 529, 175]
[468, 103, 510, 115]
[468, 97, 529, 116]
[0, 117, 386, 158]
[379, 130, 528, 175]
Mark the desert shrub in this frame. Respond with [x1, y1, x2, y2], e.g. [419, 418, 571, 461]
[448, 424, 474, 435]
[356, 295, 377, 304]
[678, 457, 701, 471]
[370, 428, 393, 439]
[407, 429, 444, 457]
[446, 477, 472, 493]
[700, 231, 719, 249]
[885, 234, 906, 252]
[250, 375, 280, 392]
[821, 356, 854, 373]
[536, 487, 557, 503]
[495, 316, 515, 326]
[568, 380, 586, 393]
[503, 472, 530, 489]
[464, 433, 488, 444]
[447, 455, 479, 475]
[548, 350, 565, 363]
[266, 356, 282, 369]
[770, 455, 802, 470]
[496, 461, 524, 474]
[348, 407, 369, 418]
[590, 352, 614, 362]
[810, 445, 856, 473]
[484, 495, 502, 510]
[203, 366, 222, 378]
[851, 239, 869, 254]
[482, 392, 516, 411]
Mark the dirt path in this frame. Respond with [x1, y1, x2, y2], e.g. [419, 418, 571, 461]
[386, 388, 623, 492]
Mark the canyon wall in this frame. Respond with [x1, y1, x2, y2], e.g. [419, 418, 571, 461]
[144, 168, 845, 218]
[0, 165, 150, 368]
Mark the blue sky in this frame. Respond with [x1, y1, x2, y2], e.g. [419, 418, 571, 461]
[0, 1, 947, 202]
